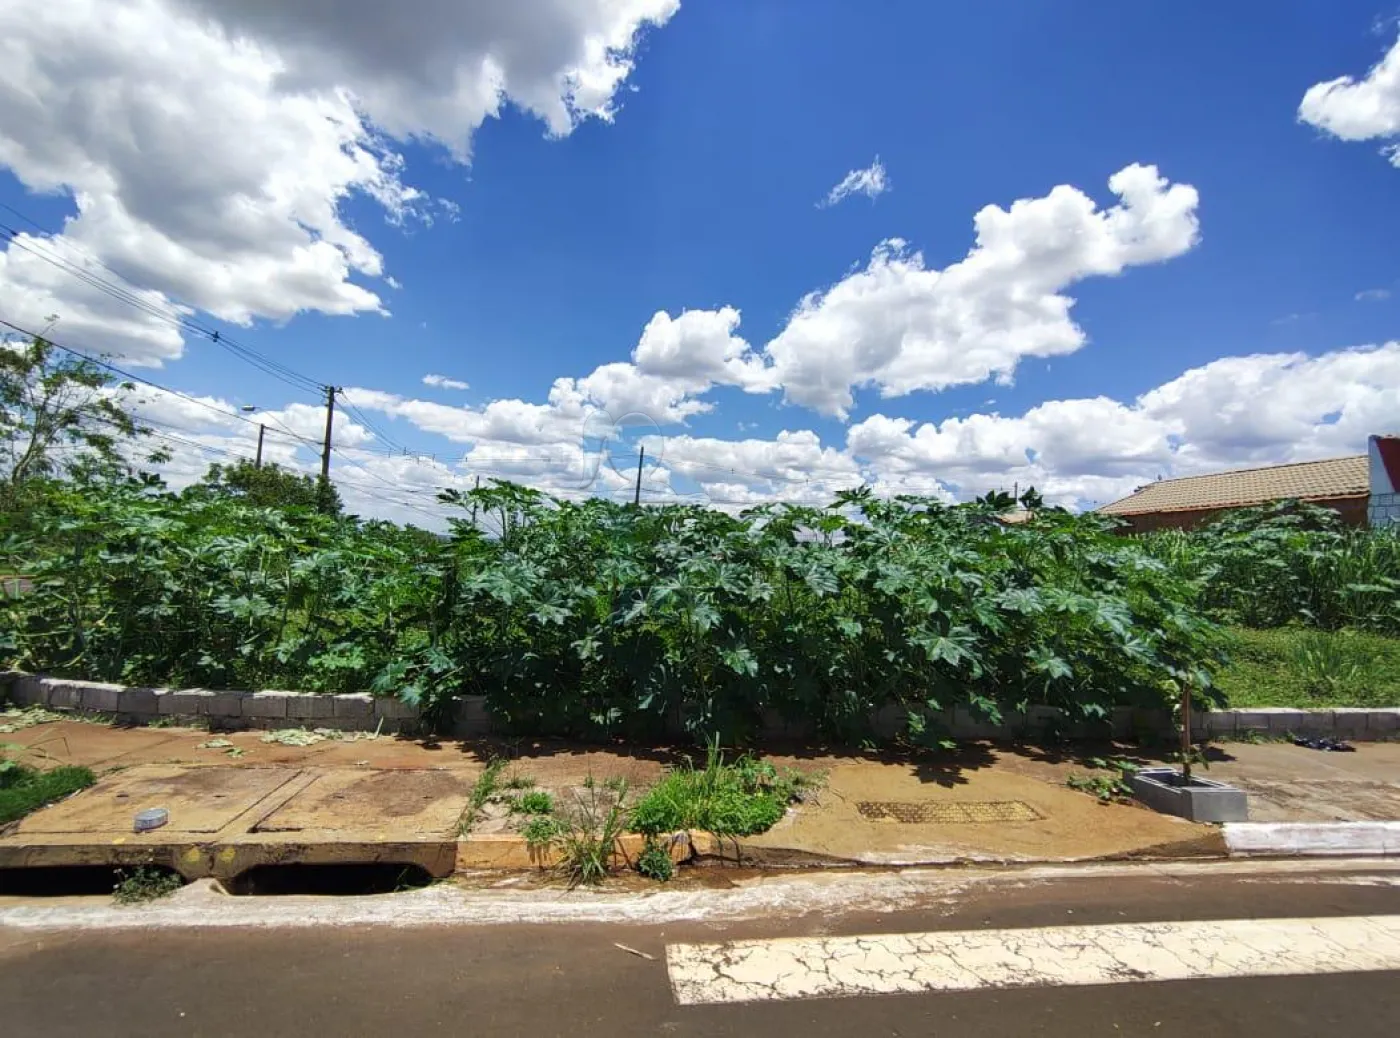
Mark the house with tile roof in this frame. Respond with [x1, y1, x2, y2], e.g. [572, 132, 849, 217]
[1096, 454, 1372, 533]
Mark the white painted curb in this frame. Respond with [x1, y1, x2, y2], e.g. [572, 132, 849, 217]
[1224, 822, 1400, 858]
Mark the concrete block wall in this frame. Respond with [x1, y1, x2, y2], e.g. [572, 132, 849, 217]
[1370, 491, 1400, 527]
[3, 671, 1397, 741]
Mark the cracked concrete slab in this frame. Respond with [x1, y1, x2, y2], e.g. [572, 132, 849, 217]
[665, 914, 1400, 1004]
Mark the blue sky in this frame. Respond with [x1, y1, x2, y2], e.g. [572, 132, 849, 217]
[2, 0, 1399, 522]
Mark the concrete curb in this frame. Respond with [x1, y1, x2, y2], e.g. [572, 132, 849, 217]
[1223, 822, 1400, 858]
[4, 671, 1399, 742]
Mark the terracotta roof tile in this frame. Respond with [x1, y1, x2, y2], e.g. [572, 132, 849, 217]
[1097, 455, 1369, 516]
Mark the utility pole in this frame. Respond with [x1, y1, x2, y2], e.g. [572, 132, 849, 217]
[470, 474, 480, 527]
[255, 424, 265, 468]
[319, 385, 338, 512]
[633, 446, 645, 507]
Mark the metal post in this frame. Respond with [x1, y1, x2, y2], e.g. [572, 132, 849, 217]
[1181, 680, 1193, 782]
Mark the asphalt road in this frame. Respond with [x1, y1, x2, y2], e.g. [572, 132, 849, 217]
[2, 866, 1397, 1037]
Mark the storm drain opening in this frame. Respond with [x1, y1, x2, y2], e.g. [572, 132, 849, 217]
[0, 865, 184, 898]
[226, 863, 434, 896]
[856, 800, 1043, 824]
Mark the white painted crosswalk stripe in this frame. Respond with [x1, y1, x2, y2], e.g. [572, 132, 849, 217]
[666, 915, 1400, 1005]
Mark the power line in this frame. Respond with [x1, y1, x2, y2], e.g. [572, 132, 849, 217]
[2, 214, 865, 500]
[0, 315, 336, 454]
[337, 389, 416, 455]
[0, 209, 325, 396]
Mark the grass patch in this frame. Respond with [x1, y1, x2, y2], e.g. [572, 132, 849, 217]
[0, 762, 96, 825]
[520, 814, 564, 848]
[113, 866, 183, 905]
[510, 790, 554, 816]
[629, 739, 809, 838]
[1216, 627, 1400, 709]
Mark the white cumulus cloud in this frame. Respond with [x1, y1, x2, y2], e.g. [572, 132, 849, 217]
[766, 164, 1201, 417]
[0, 0, 679, 363]
[1300, 34, 1400, 164]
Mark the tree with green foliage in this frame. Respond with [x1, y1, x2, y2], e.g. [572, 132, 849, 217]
[189, 459, 342, 515]
[0, 334, 150, 510]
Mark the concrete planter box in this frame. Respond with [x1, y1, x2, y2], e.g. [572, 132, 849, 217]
[1130, 766, 1249, 823]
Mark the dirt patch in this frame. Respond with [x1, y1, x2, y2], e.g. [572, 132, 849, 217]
[253, 769, 470, 835]
[741, 758, 1210, 865]
[468, 781, 621, 836]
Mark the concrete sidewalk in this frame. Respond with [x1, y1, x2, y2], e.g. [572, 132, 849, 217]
[1, 714, 1397, 880]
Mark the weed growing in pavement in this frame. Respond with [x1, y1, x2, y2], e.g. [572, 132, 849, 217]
[635, 838, 675, 882]
[113, 867, 183, 905]
[459, 758, 506, 834]
[552, 779, 630, 886]
[630, 737, 809, 838]
[510, 790, 554, 815]
[520, 814, 564, 849]
[1065, 757, 1140, 804]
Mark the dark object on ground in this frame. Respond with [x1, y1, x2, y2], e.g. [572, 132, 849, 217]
[1291, 736, 1356, 752]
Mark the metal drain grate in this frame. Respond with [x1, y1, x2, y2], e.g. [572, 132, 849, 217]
[856, 800, 1043, 824]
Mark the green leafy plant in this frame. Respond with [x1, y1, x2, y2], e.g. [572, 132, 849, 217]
[113, 866, 183, 905]
[4, 470, 1231, 741]
[1142, 501, 1400, 635]
[510, 790, 555, 815]
[635, 837, 675, 882]
[1066, 757, 1139, 803]
[630, 738, 794, 838]
[520, 814, 564, 848]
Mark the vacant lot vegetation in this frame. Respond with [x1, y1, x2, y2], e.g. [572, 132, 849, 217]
[1215, 626, 1400, 709]
[3, 477, 1226, 741]
[6, 477, 1398, 731]
[1141, 501, 1400, 636]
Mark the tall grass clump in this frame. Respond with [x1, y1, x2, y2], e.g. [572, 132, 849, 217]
[630, 739, 802, 838]
[1141, 500, 1400, 634]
